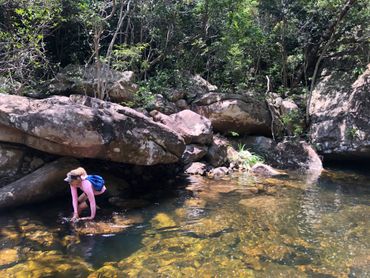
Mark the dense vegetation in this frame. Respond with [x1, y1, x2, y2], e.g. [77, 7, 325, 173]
[0, 0, 369, 97]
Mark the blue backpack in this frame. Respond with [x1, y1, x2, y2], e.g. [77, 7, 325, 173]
[86, 175, 105, 191]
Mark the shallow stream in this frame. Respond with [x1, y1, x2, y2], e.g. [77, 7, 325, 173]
[1, 166, 369, 277]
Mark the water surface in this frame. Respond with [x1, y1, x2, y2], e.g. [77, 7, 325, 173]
[1, 167, 369, 277]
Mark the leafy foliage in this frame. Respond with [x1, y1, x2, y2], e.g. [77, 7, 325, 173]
[0, 0, 62, 85]
[281, 110, 305, 137]
[0, 0, 368, 96]
[111, 43, 149, 72]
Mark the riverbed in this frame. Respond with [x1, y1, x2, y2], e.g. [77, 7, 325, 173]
[1, 166, 369, 277]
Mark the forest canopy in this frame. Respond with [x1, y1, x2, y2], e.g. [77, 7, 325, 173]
[0, 0, 369, 95]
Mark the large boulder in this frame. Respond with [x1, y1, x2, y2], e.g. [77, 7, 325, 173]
[309, 63, 370, 160]
[0, 157, 79, 208]
[181, 144, 208, 165]
[182, 74, 218, 102]
[206, 134, 229, 167]
[48, 65, 138, 103]
[192, 93, 271, 136]
[271, 140, 323, 174]
[190, 74, 218, 92]
[150, 109, 213, 145]
[0, 94, 185, 165]
[151, 94, 178, 115]
[233, 136, 322, 173]
[108, 71, 139, 103]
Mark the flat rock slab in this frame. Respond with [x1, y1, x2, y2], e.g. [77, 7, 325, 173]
[0, 94, 185, 165]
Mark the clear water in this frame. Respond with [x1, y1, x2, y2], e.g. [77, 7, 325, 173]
[1, 167, 369, 277]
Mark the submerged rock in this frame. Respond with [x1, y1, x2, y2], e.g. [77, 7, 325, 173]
[250, 163, 286, 177]
[184, 198, 207, 208]
[0, 227, 20, 247]
[239, 195, 288, 211]
[0, 250, 93, 277]
[240, 242, 294, 262]
[348, 254, 370, 277]
[0, 248, 19, 267]
[74, 221, 128, 235]
[112, 213, 144, 226]
[151, 213, 176, 229]
[89, 263, 121, 278]
[61, 235, 81, 249]
[74, 213, 143, 235]
[185, 217, 232, 238]
[18, 220, 60, 249]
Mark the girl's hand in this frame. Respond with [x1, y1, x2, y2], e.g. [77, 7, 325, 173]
[71, 214, 79, 222]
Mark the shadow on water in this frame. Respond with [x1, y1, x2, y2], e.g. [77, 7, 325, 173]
[318, 161, 370, 200]
[324, 158, 370, 175]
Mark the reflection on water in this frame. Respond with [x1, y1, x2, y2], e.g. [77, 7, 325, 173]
[1, 168, 370, 277]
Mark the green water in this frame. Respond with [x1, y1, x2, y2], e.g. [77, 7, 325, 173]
[0, 167, 369, 277]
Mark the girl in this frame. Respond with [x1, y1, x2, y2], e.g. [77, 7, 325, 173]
[64, 167, 106, 221]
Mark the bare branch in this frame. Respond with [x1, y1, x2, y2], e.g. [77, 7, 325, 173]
[106, 0, 132, 63]
[104, 0, 116, 21]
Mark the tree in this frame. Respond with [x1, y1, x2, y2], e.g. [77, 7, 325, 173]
[0, 0, 62, 86]
[305, 0, 359, 124]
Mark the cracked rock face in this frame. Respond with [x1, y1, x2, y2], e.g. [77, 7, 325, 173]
[192, 93, 271, 136]
[0, 94, 185, 165]
[309, 64, 370, 160]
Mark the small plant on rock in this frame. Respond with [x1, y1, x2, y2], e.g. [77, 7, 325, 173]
[346, 127, 359, 140]
[234, 144, 264, 169]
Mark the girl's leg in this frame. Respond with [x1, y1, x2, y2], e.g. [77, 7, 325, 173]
[78, 193, 88, 214]
[78, 193, 88, 203]
[78, 202, 88, 214]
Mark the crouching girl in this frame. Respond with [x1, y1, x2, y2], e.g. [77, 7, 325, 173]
[64, 167, 106, 221]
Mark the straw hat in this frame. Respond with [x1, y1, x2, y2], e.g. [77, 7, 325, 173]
[64, 167, 88, 182]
